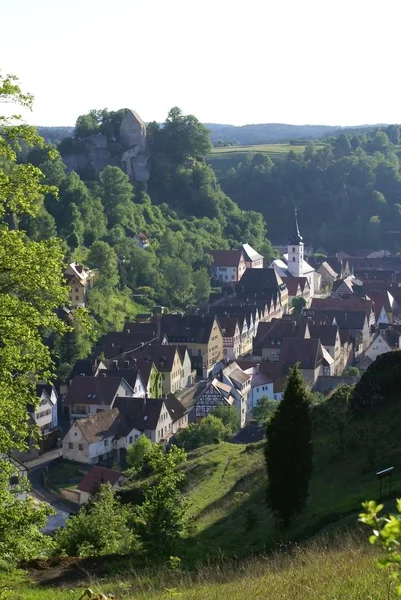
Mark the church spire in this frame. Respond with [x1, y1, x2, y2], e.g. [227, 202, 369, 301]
[289, 207, 303, 245]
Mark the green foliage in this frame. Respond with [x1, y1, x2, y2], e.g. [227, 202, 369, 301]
[174, 415, 232, 451]
[350, 351, 401, 412]
[265, 365, 313, 526]
[291, 296, 306, 315]
[216, 126, 401, 254]
[0, 461, 54, 566]
[125, 435, 154, 478]
[360, 500, 401, 595]
[343, 365, 360, 376]
[54, 483, 137, 557]
[252, 395, 278, 425]
[134, 445, 187, 555]
[210, 404, 240, 434]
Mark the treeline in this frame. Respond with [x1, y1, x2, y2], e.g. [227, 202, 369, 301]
[23, 108, 274, 341]
[216, 126, 401, 253]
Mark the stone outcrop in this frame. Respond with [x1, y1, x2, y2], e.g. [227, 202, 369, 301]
[61, 109, 150, 183]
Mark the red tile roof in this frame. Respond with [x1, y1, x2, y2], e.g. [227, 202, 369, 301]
[208, 249, 245, 268]
[78, 465, 123, 494]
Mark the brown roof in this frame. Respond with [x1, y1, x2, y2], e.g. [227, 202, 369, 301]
[76, 408, 120, 444]
[236, 269, 287, 295]
[254, 318, 298, 346]
[308, 324, 339, 347]
[78, 465, 123, 494]
[279, 337, 323, 370]
[282, 278, 301, 296]
[114, 396, 164, 431]
[128, 344, 179, 373]
[311, 297, 373, 317]
[64, 376, 125, 406]
[136, 360, 154, 387]
[217, 316, 239, 338]
[97, 369, 141, 389]
[160, 314, 219, 344]
[208, 249, 245, 268]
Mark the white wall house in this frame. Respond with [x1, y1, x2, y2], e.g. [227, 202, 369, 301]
[33, 384, 58, 434]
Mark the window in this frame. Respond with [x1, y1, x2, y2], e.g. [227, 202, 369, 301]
[104, 439, 108, 446]
[68, 442, 73, 449]
[75, 287, 79, 292]
[78, 444, 83, 451]
[292, 247, 295, 252]
[129, 436, 133, 444]
[232, 275, 235, 280]
[75, 295, 80, 300]
[135, 434, 139, 440]
[292, 257, 295, 262]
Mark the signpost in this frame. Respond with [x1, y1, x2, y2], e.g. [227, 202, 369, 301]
[376, 467, 394, 501]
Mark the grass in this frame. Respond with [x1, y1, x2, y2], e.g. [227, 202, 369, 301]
[46, 459, 90, 492]
[207, 143, 324, 169]
[0, 530, 394, 599]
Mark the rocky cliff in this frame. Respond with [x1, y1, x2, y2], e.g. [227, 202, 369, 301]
[60, 109, 150, 183]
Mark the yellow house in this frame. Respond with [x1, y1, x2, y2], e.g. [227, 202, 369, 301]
[65, 262, 96, 308]
[160, 315, 224, 379]
[128, 345, 182, 395]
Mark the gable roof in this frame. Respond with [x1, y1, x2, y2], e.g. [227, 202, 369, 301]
[113, 396, 164, 431]
[282, 277, 301, 296]
[308, 324, 339, 347]
[241, 244, 264, 263]
[312, 309, 368, 331]
[217, 315, 240, 338]
[254, 318, 298, 345]
[70, 359, 96, 378]
[318, 261, 338, 279]
[78, 465, 123, 494]
[311, 297, 373, 318]
[97, 368, 142, 389]
[161, 314, 219, 344]
[76, 408, 121, 444]
[279, 337, 323, 370]
[64, 376, 125, 406]
[236, 268, 286, 295]
[208, 249, 245, 268]
[127, 344, 179, 372]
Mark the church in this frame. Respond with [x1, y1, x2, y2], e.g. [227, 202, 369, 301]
[270, 211, 321, 296]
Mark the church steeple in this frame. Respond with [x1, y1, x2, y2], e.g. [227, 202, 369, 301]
[289, 207, 303, 245]
[287, 208, 304, 277]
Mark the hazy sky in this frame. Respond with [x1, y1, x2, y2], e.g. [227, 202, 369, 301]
[1, 0, 400, 127]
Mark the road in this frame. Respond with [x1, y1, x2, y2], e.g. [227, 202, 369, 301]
[28, 456, 75, 533]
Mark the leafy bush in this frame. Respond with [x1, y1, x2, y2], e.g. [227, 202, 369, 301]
[174, 415, 232, 451]
[54, 483, 137, 557]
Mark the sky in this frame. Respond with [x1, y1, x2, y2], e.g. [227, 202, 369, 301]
[1, 0, 400, 127]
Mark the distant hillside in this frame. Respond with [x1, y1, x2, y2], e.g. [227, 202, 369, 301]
[205, 123, 339, 145]
[37, 122, 384, 147]
[36, 126, 74, 145]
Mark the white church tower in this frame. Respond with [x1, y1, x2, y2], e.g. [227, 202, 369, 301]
[287, 208, 304, 277]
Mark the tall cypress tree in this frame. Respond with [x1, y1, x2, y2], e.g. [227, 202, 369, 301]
[265, 364, 313, 526]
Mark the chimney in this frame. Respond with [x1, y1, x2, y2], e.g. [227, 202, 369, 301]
[256, 363, 260, 373]
[124, 360, 129, 368]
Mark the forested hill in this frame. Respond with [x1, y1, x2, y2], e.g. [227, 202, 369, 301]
[25, 108, 274, 357]
[215, 127, 401, 254]
[38, 122, 383, 148]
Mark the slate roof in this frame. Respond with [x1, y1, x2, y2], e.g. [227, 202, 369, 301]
[76, 408, 121, 443]
[209, 249, 245, 268]
[123, 322, 161, 337]
[64, 376, 125, 406]
[279, 337, 323, 370]
[161, 314, 218, 344]
[78, 466, 123, 494]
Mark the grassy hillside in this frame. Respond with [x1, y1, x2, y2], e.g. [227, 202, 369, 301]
[2, 531, 391, 599]
[5, 399, 401, 597]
